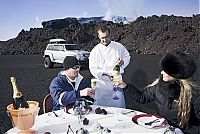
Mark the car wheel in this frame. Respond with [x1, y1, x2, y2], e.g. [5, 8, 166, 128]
[44, 57, 54, 68]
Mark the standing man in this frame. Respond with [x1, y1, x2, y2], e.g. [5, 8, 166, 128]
[89, 25, 130, 108]
[50, 56, 95, 111]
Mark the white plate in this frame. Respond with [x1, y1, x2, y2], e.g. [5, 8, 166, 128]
[132, 114, 167, 128]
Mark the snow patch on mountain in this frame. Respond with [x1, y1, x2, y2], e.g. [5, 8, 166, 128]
[78, 16, 130, 24]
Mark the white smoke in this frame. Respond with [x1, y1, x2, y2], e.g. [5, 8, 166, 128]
[99, 0, 144, 21]
[83, 11, 88, 17]
[104, 9, 113, 21]
[35, 16, 42, 28]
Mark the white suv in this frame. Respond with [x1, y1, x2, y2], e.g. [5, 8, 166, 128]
[43, 39, 90, 68]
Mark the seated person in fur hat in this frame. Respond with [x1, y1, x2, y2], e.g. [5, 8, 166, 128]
[50, 56, 95, 111]
[117, 51, 200, 133]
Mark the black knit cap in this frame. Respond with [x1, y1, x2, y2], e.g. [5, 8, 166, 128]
[160, 51, 196, 79]
[63, 56, 80, 70]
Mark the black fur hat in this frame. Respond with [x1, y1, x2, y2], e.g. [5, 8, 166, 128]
[160, 51, 196, 79]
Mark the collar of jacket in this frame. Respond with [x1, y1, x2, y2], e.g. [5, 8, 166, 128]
[158, 78, 181, 99]
[60, 71, 84, 91]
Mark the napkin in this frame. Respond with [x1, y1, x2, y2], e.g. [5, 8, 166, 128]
[137, 116, 166, 128]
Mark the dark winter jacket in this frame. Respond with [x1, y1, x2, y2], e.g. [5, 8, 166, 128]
[125, 79, 200, 134]
[50, 71, 93, 111]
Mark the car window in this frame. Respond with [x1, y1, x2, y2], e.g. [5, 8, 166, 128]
[49, 41, 67, 44]
[47, 45, 64, 51]
[59, 45, 65, 51]
[47, 45, 55, 50]
[65, 45, 80, 50]
[55, 45, 64, 51]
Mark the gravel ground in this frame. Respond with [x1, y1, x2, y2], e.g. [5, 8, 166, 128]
[0, 53, 199, 133]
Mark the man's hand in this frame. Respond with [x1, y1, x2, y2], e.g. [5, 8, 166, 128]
[80, 88, 95, 97]
[116, 81, 127, 89]
[116, 59, 124, 66]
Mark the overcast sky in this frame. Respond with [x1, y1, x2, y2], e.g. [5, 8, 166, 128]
[0, 0, 199, 41]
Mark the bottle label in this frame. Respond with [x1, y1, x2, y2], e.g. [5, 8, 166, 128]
[113, 70, 120, 76]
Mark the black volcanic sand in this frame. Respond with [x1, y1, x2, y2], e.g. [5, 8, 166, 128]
[0, 53, 199, 133]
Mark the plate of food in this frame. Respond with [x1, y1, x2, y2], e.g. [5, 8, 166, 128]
[132, 114, 168, 128]
[65, 106, 92, 115]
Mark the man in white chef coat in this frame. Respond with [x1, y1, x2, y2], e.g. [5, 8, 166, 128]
[89, 25, 130, 108]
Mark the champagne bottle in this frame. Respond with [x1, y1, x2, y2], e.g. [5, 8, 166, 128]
[10, 77, 29, 109]
[113, 58, 120, 75]
[113, 64, 120, 74]
[113, 60, 120, 85]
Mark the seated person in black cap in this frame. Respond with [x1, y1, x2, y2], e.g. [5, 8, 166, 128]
[50, 56, 95, 111]
[117, 51, 200, 133]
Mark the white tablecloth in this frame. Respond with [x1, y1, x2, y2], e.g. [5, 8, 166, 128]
[7, 105, 183, 134]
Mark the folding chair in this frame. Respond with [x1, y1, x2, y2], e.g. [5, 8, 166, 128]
[43, 94, 53, 113]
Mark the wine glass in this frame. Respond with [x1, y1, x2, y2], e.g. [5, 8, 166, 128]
[164, 126, 176, 134]
[7, 101, 39, 134]
[73, 98, 89, 133]
[91, 78, 97, 101]
[113, 86, 120, 100]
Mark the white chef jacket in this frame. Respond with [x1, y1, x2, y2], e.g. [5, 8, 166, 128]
[89, 41, 130, 108]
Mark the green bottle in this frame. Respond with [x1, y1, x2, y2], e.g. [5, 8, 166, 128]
[113, 58, 120, 75]
[113, 64, 120, 74]
[113, 62, 120, 86]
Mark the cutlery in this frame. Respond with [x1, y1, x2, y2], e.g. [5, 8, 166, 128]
[69, 125, 74, 133]
[53, 111, 59, 117]
[145, 119, 160, 126]
[122, 110, 135, 115]
[67, 125, 74, 134]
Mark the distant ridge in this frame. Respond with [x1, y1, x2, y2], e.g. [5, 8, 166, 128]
[0, 14, 199, 57]
[42, 15, 130, 25]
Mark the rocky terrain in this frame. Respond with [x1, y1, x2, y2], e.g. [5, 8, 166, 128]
[0, 14, 199, 57]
